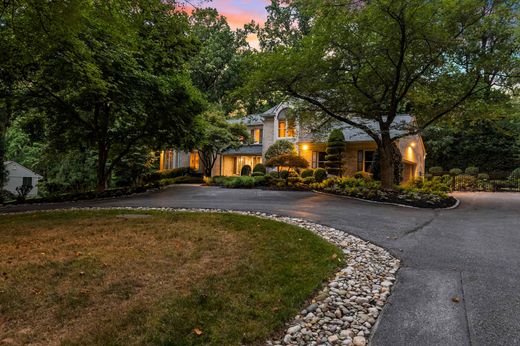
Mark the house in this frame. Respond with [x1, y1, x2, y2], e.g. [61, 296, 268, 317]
[3, 161, 42, 197]
[160, 102, 426, 182]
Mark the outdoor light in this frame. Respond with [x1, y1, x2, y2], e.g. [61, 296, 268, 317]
[302, 144, 309, 151]
[410, 142, 416, 148]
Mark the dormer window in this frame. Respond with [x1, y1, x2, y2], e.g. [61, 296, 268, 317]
[278, 111, 296, 138]
[251, 128, 262, 143]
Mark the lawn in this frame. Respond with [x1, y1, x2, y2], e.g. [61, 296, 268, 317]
[0, 210, 342, 345]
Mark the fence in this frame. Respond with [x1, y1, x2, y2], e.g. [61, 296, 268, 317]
[428, 171, 520, 192]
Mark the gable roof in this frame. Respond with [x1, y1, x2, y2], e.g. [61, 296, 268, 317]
[4, 161, 43, 179]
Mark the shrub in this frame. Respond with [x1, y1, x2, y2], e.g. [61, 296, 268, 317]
[241, 165, 252, 176]
[449, 168, 463, 176]
[252, 172, 265, 177]
[455, 174, 477, 191]
[1, 189, 16, 202]
[288, 176, 303, 184]
[268, 171, 279, 178]
[171, 176, 204, 184]
[302, 176, 316, 185]
[314, 168, 327, 182]
[252, 175, 270, 186]
[509, 168, 520, 181]
[279, 170, 289, 180]
[424, 173, 433, 179]
[428, 166, 443, 174]
[265, 153, 309, 171]
[477, 173, 490, 180]
[223, 176, 255, 188]
[301, 168, 314, 178]
[264, 140, 296, 161]
[325, 129, 345, 176]
[465, 167, 479, 175]
[143, 167, 194, 183]
[15, 185, 33, 202]
[253, 163, 266, 174]
[354, 171, 372, 180]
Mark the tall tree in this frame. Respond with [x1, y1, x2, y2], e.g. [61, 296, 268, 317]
[245, 0, 519, 188]
[2, 0, 205, 192]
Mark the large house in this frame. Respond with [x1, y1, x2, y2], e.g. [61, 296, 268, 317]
[160, 102, 426, 182]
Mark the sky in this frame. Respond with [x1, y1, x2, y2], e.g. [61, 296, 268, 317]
[206, 0, 269, 29]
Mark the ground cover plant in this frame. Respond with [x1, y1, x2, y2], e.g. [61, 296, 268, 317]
[0, 210, 342, 346]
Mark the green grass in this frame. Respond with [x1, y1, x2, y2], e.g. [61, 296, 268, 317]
[0, 210, 342, 345]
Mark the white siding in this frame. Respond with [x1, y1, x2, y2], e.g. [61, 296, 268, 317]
[3, 162, 42, 197]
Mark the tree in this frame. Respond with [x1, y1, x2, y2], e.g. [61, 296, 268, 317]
[245, 0, 519, 189]
[325, 129, 345, 176]
[2, 1, 205, 192]
[265, 153, 309, 171]
[264, 140, 296, 161]
[190, 109, 249, 177]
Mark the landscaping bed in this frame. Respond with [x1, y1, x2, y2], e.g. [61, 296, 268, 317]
[0, 210, 342, 345]
[207, 168, 457, 209]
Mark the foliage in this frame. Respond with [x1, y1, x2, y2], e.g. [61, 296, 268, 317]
[188, 108, 249, 177]
[478, 173, 490, 180]
[253, 163, 267, 174]
[158, 176, 204, 186]
[143, 167, 199, 184]
[244, 0, 520, 189]
[510, 168, 520, 181]
[302, 176, 316, 185]
[313, 168, 327, 183]
[429, 167, 444, 174]
[465, 167, 480, 175]
[300, 169, 314, 178]
[252, 172, 265, 177]
[449, 168, 463, 176]
[325, 129, 345, 176]
[1, 0, 205, 192]
[15, 184, 32, 202]
[264, 140, 296, 161]
[279, 170, 290, 180]
[241, 165, 252, 176]
[265, 154, 309, 171]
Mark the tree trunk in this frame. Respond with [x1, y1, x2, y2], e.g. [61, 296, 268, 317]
[0, 88, 13, 203]
[379, 135, 396, 190]
[96, 143, 109, 192]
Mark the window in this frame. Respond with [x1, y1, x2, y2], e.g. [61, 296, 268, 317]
[312, 151, 327, 168]
[364, 150, 375, 172]
[278, 120, 286, 137]
[189, 152, 199, 171]
[357, 150, 364, 171]
[287, 119, 296, 137]
[233, 156, 262, 175]
[22, 177, 32, 186]
[251, 128, 262, 143]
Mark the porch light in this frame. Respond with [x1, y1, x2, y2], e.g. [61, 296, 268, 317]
[410, 142, 416, 148]
[302, 144, 309, 151]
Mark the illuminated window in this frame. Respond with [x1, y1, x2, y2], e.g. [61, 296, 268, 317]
[278, 120, 286, 137]
[190, 152, 199, 171]
[251, 129, 262, 143]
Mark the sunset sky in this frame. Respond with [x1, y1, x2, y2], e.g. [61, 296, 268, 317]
[195, 0, 269, 29]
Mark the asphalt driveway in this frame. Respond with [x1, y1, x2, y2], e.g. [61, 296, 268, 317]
[1, 187, 519, 345]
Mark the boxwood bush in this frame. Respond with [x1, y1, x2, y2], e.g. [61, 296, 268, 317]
[253, 163, 266, 174]
[301, 169, 314, 178]
[465, 167, 479, 175]
[313, 168, 327, 183]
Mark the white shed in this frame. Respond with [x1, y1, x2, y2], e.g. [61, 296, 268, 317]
[3, 161, 43, 197]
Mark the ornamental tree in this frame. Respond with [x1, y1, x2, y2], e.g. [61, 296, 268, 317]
[264, 140, 296, 161]
[245, 0, 519, 189]
[325, 129, 345, 177]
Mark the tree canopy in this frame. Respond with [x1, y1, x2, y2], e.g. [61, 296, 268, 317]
[245, 0, 520, 188]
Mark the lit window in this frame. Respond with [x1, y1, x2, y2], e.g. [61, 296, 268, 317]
[287, 119, 296, 137]
[190, 152, 199, 171]
[278, 120, 286, 137]
[252, 129, 262, 143]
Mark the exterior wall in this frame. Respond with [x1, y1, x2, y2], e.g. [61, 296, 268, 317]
[398, 135, 426, 181]
[4, 162, 41, 197]
[343, 142, 378, 176]
[261, 117, 275, 158]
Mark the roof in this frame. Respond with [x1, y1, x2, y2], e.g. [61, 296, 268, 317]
[227, 114, 264, 126]
[302, 115, 417, 142]
[222, 145, 263, 156]
[4, 161, 43, 178]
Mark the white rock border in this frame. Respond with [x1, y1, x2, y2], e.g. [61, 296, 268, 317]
[0, 207, 400, 346]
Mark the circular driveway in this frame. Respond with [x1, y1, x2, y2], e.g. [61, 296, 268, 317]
[2, 187, 519, 345]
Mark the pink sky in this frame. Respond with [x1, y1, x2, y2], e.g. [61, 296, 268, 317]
[206, 0, 269, 28]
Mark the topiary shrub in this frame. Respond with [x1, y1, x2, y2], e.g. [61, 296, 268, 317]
[325, 129, 345, 176]
[465, 166, 479, 175]
[240, 165, 252, 176]
[279, 170, 289, 180]
[477, 173, 489, 180]
[314, 168, 327, 183]
[449, 168, 463, 176]
[301, 168, 314, 178]
[252, 172, 265, 177]
[302, 176, 316, 185]
[268, 171, 279, 178]
[428, 166, 443, 174]
[509, 168, 520, 181]
[253, 163, 266, 174]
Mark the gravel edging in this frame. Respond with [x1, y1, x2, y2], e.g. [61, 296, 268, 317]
[0, 207, 400, 346]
